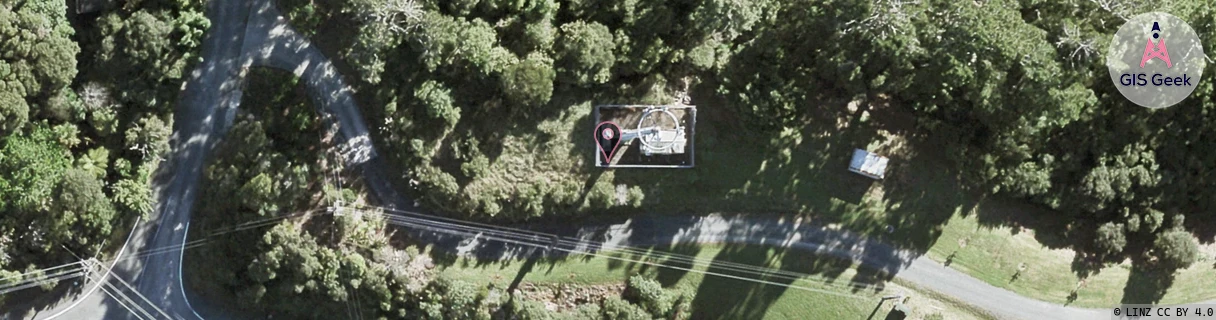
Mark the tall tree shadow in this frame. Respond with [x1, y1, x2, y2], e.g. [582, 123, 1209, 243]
[1120, 260, 1176, 305]
[687, 243, 877, 320]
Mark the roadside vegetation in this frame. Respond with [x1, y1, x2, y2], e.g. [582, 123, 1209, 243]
[441, 244, 994, 320]
[929, 211, 1216, 307]
[276, 0, 1216, 308]
[187, 68, 700, 320]
[0, 0, 207, 307]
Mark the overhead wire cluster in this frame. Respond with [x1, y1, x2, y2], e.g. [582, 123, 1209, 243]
[2, 200, 891, 318]
[344, 204, 883, 300]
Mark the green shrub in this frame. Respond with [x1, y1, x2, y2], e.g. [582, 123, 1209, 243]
[601, 296, 651, 320]
[625, 274, 671, 317]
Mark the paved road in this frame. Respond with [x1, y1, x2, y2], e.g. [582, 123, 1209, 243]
[239, 0, 406, 209]
[561, 214, 1110, 319]
[126, 0, 255, 317]
[23, 0, 388, 318]
[27, 0, 254, 318]
[390, 211, 1112, 320]
[13, 0, 1120, 319]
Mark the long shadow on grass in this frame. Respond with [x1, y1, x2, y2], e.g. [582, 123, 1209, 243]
[1119, 260, 1176, 304]
[607, 80, 969, 253]
[687, 241, 892, 320]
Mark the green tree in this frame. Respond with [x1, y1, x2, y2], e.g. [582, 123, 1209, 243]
[500, 53, 555, 109]
[555, 21, 615, 86]
[112, 177, 154, 217]
[1142, 209, 1167, 234]
[997, 161, 1052, 198]
[508, 297, 554, 320]
[95, 4, 209, 109]
[173, 9, 210, 50]
[624, 274, 671, 316]
[49, 169, 117, 253]
[0, 1, 79, 110]
[343, 0, 423, 84]
[412, 12, 510, 74]
[96, 11, 174, 108]
[686, 0, 771, 42]
[0, 126, 71, 215]
[0, 91, 28, 135]
[1094, 222, 1126, 256]
[46, 86, 85, 121]
[75, 148, 111, 179]
[243, 222, 359, 317]
[601, 296, 651, 320]
[346, 18, 400, 85]
[420, 276, 484, 320]
[1152, 230, 1199, 269]
[124, 115, 173, 160]
[440, 0, 480, 16]
[415, 80, 461, 129]
[238, 173, 279, 216]
[520, 22, 555, 53]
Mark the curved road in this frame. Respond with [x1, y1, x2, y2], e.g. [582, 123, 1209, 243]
[27, 0, 1112, 319]
[30, 0, 254, 318]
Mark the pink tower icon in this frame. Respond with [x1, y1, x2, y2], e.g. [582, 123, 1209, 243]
[1141, 22, 1172, 68]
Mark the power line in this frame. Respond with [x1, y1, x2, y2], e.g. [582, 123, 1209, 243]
[357, 206, 864, 292]
[94, 202, 876, 300]
[0, 259, 92, 295]
[99, 281, 155, 320]
[0, 268, 86, 296]
[82, 260, 156, 320]
[9, 199, 878, 319]
[349, 206, 875, 300]
[101, 265, 175, 320]
[352, 204, 879, 293]
[42, 215, 143, 320]
[0, 261, 86, 283]
[374, 210, 871, 300]
[104, 210, 323, 266]
[0, 211, 317, 317]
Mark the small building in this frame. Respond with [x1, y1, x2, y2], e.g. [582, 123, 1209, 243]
[848, 149, 889, 180]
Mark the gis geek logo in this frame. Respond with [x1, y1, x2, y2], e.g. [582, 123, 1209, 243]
[1140, 22, 1172, 68]
[1107, 12, 1205, 109]
[1121, 21, 1191, 87]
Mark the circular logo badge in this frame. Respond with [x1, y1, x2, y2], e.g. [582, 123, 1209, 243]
[601, 129, 615, 139]
[1106, 12, 1205, 109]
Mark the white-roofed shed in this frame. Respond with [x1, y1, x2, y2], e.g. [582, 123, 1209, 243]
[848, 149, 889, 180]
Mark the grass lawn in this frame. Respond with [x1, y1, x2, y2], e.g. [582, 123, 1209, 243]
[454, 89, 970, 252]
[439, 244, 994, 320]
[462, 93, 1216, 308]
[927, 209, 1216, 307]
[286, 2, 1216, 311]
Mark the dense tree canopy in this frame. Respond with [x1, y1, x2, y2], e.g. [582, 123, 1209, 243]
[555, 20, 615, 86]
[501, 52, 556, 109]
[281, 0, 1215, 255]
[0, 126, 74, 249]
[0, 1, 79, 123]
[92, 0, 209, 110]
[355, 0, 1216, 276]
[185, 0, 1216, 317]
[1153, 230, 1201, 269]
[1095, 222, 1128, 256]
[0, 0, 208, 302]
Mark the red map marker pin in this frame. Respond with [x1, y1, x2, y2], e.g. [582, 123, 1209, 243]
[595, 121, 622, 166]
